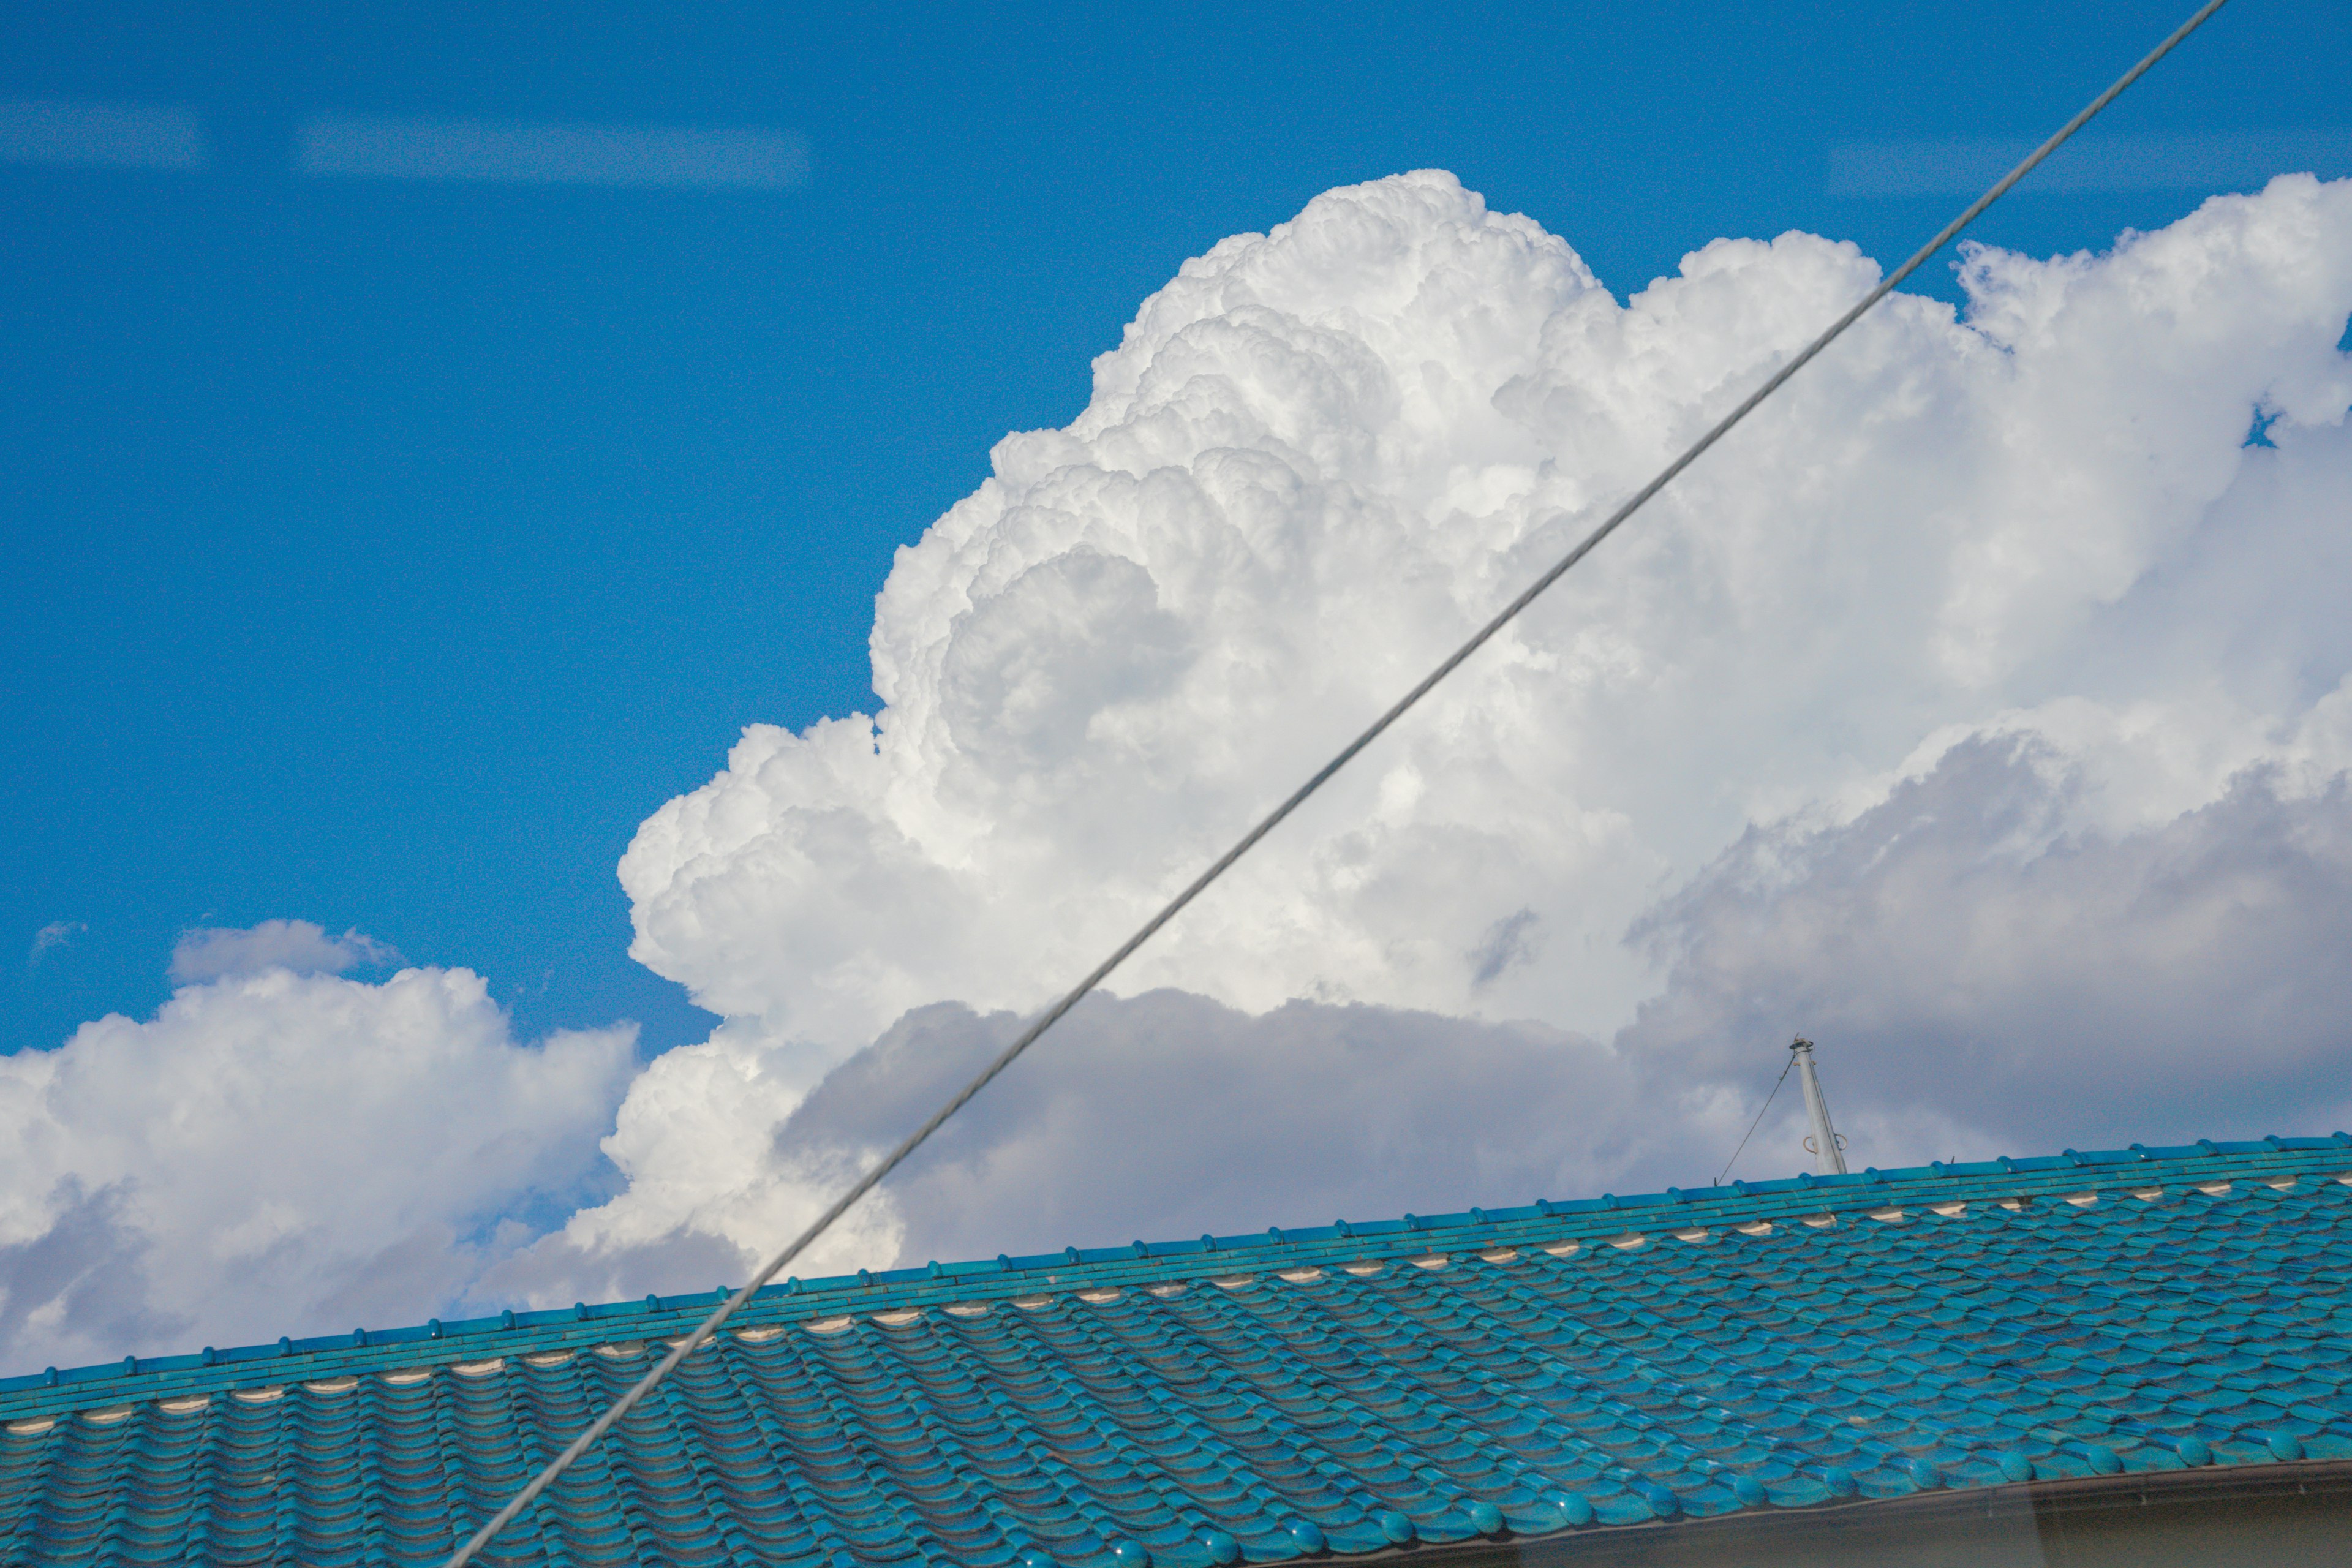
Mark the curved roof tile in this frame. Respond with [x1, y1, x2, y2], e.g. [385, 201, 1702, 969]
[3, 1137, 2350, 1564]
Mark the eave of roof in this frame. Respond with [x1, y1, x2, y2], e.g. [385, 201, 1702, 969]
[1404, 1457, 2352, 1566]
[3, 1134, 2344, 1423]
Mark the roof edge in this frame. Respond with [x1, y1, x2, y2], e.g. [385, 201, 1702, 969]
[4, 1134, 2346, 1420]
[1389, 1457, 2352, 1566]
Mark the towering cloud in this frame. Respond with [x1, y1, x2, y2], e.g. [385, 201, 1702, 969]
[610, 170, 2352, 1179]
[10, 172, 2351, 1357]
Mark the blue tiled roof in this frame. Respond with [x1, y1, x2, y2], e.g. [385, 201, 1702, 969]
[4, 1137, 2350, 1566]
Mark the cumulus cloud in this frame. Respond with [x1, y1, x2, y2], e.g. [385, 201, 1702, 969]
[0, 964, 635, 1371]
[519, 733, 2352, 1291]
[554, 153, 2351, 1286]
[622, 170, 2352, 1083]
[25, 170, 2352, 1354]
[168, 918, 401, 984]
[1622, 738, 2352, 1161]
[498, 989, 1735, 1300]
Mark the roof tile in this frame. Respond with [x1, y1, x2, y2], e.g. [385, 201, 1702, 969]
[5, 1140, 2352, 1563]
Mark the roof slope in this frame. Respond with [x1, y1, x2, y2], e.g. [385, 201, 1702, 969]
[3, 1138, 2350, 1566]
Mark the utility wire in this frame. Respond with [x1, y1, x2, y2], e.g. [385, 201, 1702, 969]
[1714, 1050, 1798, 1188]
[445, 5, 2231, 1562]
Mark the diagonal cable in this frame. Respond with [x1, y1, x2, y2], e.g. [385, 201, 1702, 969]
[1714, 1049, 1798, 1187]
[445, 3, 2230, 1561]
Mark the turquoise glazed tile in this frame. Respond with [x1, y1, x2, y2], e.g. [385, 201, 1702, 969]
[2, 1140, 2350, 1566]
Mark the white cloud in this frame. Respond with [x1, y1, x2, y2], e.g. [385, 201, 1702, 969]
[526, 729, 2352, 1289]
[554, 170, 2352, 1291]
[0, 965, 635, 1371]
[1621, 737, 2352, 1158]
[620, 169, 2352, 1067]
[27, 922, 84, 965]
[168, 918, 400, 984]
[22, 171, 2352, 1359]
[498, 991, 1699, 1300]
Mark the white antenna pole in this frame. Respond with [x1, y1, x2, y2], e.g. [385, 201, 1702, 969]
[1791, 1036, 1848, 1175]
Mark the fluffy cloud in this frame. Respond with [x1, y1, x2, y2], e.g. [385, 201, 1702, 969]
[529, 725, 2352, 1289]
[622, 170, 2352, 1077]
[538, 170, 2352, 1292]
[168, 918, 399, 983]
[1623, 738, 2352, 1159]
[0, 961, 634, 1371]
[503, 992, 1689, 1298]
[19, 171, 2352, 1358]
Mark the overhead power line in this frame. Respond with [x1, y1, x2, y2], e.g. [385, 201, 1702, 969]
[445, 3, 2233, 1562]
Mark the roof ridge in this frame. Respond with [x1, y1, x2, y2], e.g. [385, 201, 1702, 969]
[4, 1134, 2345, 1420]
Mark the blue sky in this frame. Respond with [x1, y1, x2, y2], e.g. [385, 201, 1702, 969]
[9, 1, 2352, 1365]
[9, 0, 2345, 1061]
